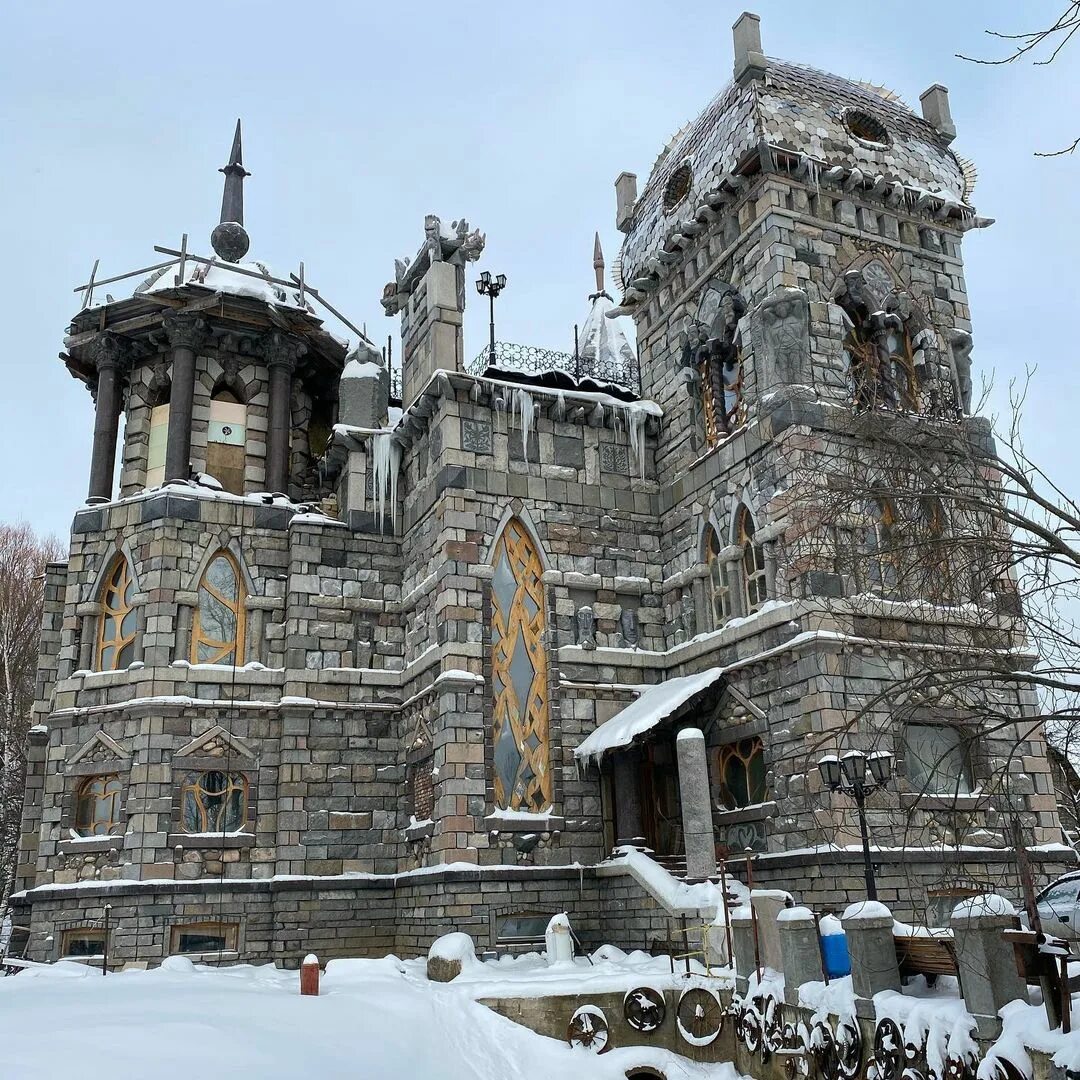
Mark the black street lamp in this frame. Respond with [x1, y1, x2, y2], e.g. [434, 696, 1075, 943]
[817, 749, 894, 901]
[476, 270, 507, 368]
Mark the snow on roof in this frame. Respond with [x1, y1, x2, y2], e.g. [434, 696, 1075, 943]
[139, 257, 313, 312]
[578, 293, 636, 382]
[574, 668, 725, 765]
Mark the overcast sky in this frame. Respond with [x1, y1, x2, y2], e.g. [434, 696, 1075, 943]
[2, 0, 1077, 540]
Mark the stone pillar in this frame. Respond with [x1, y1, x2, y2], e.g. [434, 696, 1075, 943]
[777, 906, 823, 1004]
[163, 313, 209, 484]
[675, 728, 716, 883]
[729, 904, 756, 988]
[86, 334, 126, 502]
[264, 332, 305, 495]
[750, 889, 789, 972]
[950, 896, 1026, 1021]
[613, 748, 645, 847]
[841, 901, 901, 999]
[174, 598, 195, 663]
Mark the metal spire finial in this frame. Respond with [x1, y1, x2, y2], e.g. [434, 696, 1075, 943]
[211, 119, 251, 262]
[593, 232, 605, 294]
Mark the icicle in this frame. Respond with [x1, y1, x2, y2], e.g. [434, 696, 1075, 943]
[513, 387, 535, 463]
[552, 391, 567, 422]
[623, 403, 647, 480]
[371, 430, 402, 532]
[805, 156, 820, 191]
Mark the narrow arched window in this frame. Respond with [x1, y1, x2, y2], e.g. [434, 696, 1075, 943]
[74, 775, 123, 836]
[490, 519, 551, 811]
[206, 387, 247, 495]
[180, 770, 248, 833]
[716, 738, 767, 809]
[146, 400, 170, 488]
[705, 527, 732, 628]
[98, 557, 137, 671]
[739, 508, 768, 613]
[192, 552, 245, 665]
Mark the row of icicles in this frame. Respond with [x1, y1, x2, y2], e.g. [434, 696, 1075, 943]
[370, 386, 651, 531]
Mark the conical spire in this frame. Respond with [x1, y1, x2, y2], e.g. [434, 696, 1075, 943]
[578, 230, 635, 385]
[593, 232, 605, 295]
[211, 119, 251, 262]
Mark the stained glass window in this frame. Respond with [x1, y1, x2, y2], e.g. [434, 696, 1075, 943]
[490, 519, 551, 811]
[180, 771, 248, 833]
[98, 557, 137, 671]
[705, 527, 732, 628]
[192, 552, 245, 665]
[716, 738, 767, 809]
[739, 508, 768, 613]
[74, 774, 123, 836]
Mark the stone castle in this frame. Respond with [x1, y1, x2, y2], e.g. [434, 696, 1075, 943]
[11, 13, 1073, 967]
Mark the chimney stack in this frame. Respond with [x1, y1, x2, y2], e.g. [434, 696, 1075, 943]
[919, 84, 957, 144]
[733, 12, 767, 86]
[615, 171, 638, 233]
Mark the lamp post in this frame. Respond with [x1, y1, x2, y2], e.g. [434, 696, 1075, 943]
[818, 749, 894, 902]
[476, 270, 507, 368]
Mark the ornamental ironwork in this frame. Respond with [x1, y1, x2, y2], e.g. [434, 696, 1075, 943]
[468, 341, 637, 390]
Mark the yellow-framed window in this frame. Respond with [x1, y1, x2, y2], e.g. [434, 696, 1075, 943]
[74, 774, 123, 836]
[98, 558, 137, 671]
[180, 770, 248, 833]
[192, 551, 245, 665]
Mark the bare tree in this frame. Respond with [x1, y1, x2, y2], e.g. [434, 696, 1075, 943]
[776, 372, 1080, 919]
[958, 2, 1080, 157]
[0, 524, 62, 923]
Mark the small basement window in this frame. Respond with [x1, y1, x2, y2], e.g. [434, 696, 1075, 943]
[663, 163, 692, 212]
[843, 108, 891, 147]
[62, 928, 106, 958]
[495, 912, 554, 949]
[170, 922, 239, 955]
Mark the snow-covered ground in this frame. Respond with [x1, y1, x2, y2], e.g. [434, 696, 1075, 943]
[0, 950, 743, 1080]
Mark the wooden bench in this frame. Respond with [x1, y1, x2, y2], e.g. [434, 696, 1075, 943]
[894, 932, 959, 985]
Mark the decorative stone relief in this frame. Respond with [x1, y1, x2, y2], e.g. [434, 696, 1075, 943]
[618, 607, 640, 648]
[949, 329, 974, 414]
[461, 418, 493, 454]
[599, 444, 629, 474]
[575, 606, 596, 650]
[755, 286, 811, 392]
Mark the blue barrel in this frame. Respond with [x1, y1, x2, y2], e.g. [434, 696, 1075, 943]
[820, 931, 851, 978]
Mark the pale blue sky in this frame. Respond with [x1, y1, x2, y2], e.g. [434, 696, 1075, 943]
[2, 0, 1077, 539]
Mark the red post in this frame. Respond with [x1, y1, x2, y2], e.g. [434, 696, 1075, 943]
[300, 954, 320, 996]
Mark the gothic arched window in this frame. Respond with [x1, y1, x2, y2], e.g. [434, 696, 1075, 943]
[192, 551, 245, 665]
[490, 519, 551, 811]
[716, 737, 767, 809]
[74, 775, 123, 836]
[206, 387, 247, 495]
[705, 527, 732, 628]
[738, 508, 768, 614]
[98, 557, 137, 671]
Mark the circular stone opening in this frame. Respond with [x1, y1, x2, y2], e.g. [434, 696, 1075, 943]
[663, 163, 692, 212]
[843, 108, 891, 147]
[626, 1069, 666, 1080]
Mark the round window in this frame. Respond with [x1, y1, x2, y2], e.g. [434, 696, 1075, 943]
[843, 108, 891, 147]
[663, 163, 692, 212]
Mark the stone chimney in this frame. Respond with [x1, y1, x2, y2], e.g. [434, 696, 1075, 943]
[733, 12, 767, 86]
[381, 215, 485, 409]
[615, 171, 638, 233]
[919, 84, 957, 144]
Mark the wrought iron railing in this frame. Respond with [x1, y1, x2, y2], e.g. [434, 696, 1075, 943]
[468, 341, 638, 390]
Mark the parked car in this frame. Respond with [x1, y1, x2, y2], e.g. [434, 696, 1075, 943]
[1032, 871, 1080, 939]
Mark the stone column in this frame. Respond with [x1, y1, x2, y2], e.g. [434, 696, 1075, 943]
[777, 906, 823, 1005]
[675, 727, 716, 882]
[750, 890, 789, 972]
[950, 895, 1025, 1022]
[86, 334, 126, 502]
[264, 332, 306, 495]
[729, 904, 756, 989]
[841, 901, 901, 999]
[163, 313, 209, 484]
[613, 748, 645, 847]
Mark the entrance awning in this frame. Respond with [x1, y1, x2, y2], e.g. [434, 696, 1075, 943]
[574, 668, 725, 767]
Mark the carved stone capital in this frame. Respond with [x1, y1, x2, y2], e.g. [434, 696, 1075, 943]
[85, 332, 129, 373]
[263, 331, 307, 371]
[162, 311, 210, 351]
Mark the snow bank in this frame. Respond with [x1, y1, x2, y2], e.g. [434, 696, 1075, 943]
[0, 953, 746, 1080]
